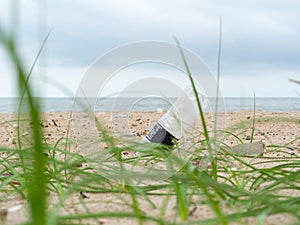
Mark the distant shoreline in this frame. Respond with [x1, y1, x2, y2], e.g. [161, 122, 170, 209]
[0, 97, 298, 113]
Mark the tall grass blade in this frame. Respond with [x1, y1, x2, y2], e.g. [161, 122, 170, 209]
[0, 26, 48, 225]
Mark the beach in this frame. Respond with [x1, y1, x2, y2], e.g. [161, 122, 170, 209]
[1, 110, 299, 150]
[0, 110, 299, 224]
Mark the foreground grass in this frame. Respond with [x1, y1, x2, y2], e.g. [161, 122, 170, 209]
[0, 111, 299, 225]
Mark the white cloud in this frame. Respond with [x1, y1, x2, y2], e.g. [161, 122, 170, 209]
[32, 66, 86, 98]
[1, 0, 300, 97]
[220, 70, 299, 97]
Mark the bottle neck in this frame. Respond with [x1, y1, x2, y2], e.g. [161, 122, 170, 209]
[145, 122, 176, 146]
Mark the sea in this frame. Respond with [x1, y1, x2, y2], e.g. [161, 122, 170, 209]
[0, 97, 298, 113]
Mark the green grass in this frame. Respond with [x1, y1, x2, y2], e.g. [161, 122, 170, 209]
[0, 13, 300, 225]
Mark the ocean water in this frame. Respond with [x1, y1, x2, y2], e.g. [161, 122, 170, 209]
[0, 97, 298, 113]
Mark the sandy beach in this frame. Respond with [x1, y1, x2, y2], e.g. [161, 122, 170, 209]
[0, 110, 299, 224]
[1, 110, 299, 150]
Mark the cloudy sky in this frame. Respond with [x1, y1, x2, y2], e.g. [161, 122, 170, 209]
[0, 0, 299, 97]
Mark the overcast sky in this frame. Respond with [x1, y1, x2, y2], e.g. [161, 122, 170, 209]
[0, 0, 299, 97]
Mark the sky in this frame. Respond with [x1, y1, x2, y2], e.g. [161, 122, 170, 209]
[0, 0, 299, 98]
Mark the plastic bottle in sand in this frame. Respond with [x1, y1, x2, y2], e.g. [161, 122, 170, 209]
[142, 86, 208, 146]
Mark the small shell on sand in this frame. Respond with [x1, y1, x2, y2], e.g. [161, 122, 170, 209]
[156, 108, 163, 113]
[11, 137, 17, 145]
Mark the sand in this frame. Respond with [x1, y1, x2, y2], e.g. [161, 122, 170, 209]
[0, 111, 299, 224]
